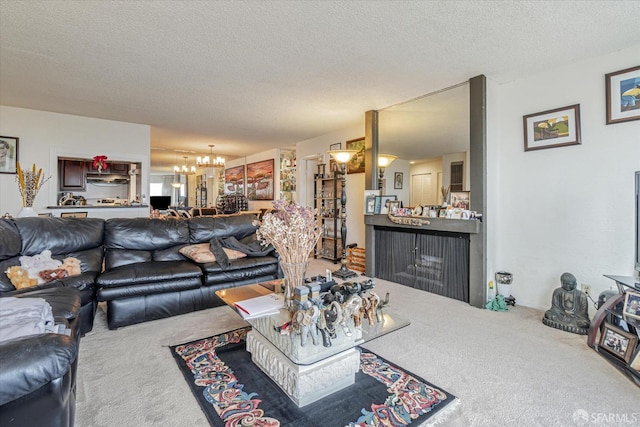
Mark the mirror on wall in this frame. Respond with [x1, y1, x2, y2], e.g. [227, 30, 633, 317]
[377, 82, 470, 207]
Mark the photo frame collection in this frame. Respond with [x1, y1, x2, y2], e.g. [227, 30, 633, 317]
[521, 65, 639, 152]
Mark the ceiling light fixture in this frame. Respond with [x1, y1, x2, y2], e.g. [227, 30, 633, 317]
[197, 144, 225, 168]
[174, 156, 196, 175]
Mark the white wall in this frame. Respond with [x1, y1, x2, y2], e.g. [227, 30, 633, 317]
[0, 106, 150, 215]
[492, 44, 640, 315]
[296, 121, 366, 248]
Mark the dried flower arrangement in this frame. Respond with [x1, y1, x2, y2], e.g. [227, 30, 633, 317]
[254, 200, 323, 264]
[16, 162, 51, 207]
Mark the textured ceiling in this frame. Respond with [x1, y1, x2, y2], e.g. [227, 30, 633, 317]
[1, 1, 639, 173]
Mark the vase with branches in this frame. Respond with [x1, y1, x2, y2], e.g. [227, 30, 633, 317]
[16, 162, 50, 210]
[254, 200, 323, 307]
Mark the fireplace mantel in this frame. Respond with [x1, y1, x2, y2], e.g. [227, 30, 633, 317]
[364, 214, 485, 308]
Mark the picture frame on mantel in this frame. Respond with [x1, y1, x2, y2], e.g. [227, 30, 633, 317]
[606, 65, 640, 125]
[0, 136, 18, 174]
[523, 104, 581, 152]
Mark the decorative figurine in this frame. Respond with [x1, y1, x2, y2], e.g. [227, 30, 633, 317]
[291, 302, 320, 347]
[542, 272, 590, 335]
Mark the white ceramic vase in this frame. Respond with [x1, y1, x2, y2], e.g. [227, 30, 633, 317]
[17, 206, 37, 217]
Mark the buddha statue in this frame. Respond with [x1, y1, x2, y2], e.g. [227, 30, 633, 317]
[542, 272, 590, 335]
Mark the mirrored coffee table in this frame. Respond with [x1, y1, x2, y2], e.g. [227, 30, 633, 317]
[215, 282, 410, 407]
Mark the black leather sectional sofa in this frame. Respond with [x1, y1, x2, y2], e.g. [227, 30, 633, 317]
[0, 213, 281, 426]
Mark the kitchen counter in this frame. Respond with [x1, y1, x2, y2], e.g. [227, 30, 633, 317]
[42, 205, 150, 219]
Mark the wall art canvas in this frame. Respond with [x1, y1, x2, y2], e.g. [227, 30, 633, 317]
[606, 65, 640, 125]
[0, 136, 18, 174]
[523, 104, 581, 151]
[224, 165, 245, 195]
[246, 159, 274, 200]
[346, 137, 365, 174]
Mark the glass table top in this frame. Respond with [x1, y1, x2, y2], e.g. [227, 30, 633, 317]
[216, 283, 410, 365]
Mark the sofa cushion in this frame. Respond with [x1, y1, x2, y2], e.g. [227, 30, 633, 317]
[187, 213, 259, 243]
[97, 261, 203, 300]
[179, 243, 247, 263]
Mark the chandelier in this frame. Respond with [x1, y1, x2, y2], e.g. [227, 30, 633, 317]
[197, 144, 225, 168]
[174, 156, 196, 175]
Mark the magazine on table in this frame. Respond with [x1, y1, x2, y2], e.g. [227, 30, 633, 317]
[234, 293, 284, 320]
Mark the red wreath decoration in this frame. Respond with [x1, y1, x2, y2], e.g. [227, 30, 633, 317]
[93, 155, 108, 172]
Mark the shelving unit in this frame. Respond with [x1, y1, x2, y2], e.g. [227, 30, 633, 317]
[314, 171, 342, 263]
[588, 275, 640, 387]
[280, 150, 296, 202]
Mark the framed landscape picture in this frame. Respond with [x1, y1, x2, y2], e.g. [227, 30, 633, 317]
[598, 322, 637, 363]
[224, 165, 245, 195]
[246, 159, 274, 200]
[523, 104, 581, 151]
[0, 136, 18, 174]
[346, 137, 365, 174]
[606, 65, 640, 125]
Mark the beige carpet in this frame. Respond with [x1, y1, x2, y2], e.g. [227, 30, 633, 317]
[76, 259, 640, 426]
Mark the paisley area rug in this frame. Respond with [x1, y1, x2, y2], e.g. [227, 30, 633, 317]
[170, 327, 457, 427]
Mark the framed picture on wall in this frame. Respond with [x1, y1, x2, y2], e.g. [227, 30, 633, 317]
[598, 322, 637, 363]
[523, 104, 581, 151]
[0, 136, 18, 174]
[224, 165, 245, 196]
[246, 159, 274, 200]
[346, 137, 365, 174]
[606, 65, 640, 125]
[394, 172, 403, 189]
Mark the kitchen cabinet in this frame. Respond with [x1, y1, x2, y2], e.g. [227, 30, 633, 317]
[110, 162, 129, 174]
[59, 160, 86, 191]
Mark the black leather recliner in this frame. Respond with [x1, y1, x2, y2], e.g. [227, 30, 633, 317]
[0, 218, 104, 335]
[0, 286, 81, 427]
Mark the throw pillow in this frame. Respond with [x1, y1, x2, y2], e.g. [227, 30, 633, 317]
[179, 243, 247, 263]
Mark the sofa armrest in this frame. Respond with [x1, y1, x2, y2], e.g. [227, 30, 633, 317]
[0, 333, 77, 405]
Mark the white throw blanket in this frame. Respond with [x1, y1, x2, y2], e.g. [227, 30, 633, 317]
[0, 297, 55, 344]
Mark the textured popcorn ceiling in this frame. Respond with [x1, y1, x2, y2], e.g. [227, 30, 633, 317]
[1, 1, 639, 172]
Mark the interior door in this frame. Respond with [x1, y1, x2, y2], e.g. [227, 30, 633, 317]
[411, 173, 432, 206]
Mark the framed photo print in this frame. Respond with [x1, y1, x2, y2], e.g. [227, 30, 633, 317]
[374, 195, 397, 214]
[606, 65, 640, 125]
[523, 104, 581, 151]
[450, 191, 470, 210]
[387, 200, 401, 215]
[598, 322, 637, 363]
[623, 290, 640, 320]
[346, 137, 365, 174]
[394, 172, 403, 189]
[0, 136, 18, 174]
[329, 142, 342, 151]
[363, 190, 379, 215]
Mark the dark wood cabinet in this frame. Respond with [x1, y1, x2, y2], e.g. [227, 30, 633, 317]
[59, 160, 86, 191]
[86, 160, 110, 174]
[110, 162, 129, 173]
